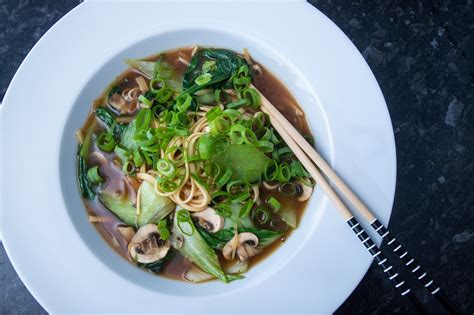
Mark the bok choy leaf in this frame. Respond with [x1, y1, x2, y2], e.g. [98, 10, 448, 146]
[171, 209, 230, 283]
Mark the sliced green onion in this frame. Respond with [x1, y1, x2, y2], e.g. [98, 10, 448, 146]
[239, 199, 254, 218]
[252, 206, 271, 224]
[277, 163, 291, 182]
[138, 95, 152, 108]
[149, 78, 165, 92]
[256, 140, 274, 153]
[242, 88, 261, 108]
[134, 108, 152, 137]
[96, 133, 116, 152]
[156, 158, 175, 177]
[226, 99, 249, 109]
[216, 169, 232, 187]
[155, 87, 173, 103]
[264, 159, 278, 181]
[231, 191, 251, 203]
[214, 89, 231, 105]
[210, 116, 231, 134]
[277, 146, 293, 157]
[267, 196, 281, 212]
[290, 160, 310, 178]
[205, 106, 222, 122]
[242, 128, 258, 145]
[259, 127, 273, 142]
[87, 166, 104, 185]
[157, 219, 170, 240]
[228, 124, 246, 144]
[176, 93, 192, 112]
[279, 182, 297, 196]
[195, 73, 212, 86]
[177, 210, 194, 236]
[133, 150, 144, 167]
[122, 160, 135, 175]
[215, 204, 232, 218]
[226, 180, 249, 195]
[114, 145, 130, 162]
[211, 191, 230, 204]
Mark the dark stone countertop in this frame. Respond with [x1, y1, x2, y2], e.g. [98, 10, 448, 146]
[0, 0, 472, 314]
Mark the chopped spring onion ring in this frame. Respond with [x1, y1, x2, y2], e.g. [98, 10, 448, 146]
[157, 219, 170, 240]
[252, 206, 271, 224]
[242, 88, 261, 108]
[138, 95, 152, 108]
[279, 182, 297, 196]
[177, 210, 194, 236]
[87, 166, 104, 185]
[214, 89, 231, 105]
[149, 78, 165, 92]
[96, 133, 116, 152]
[176, 93, 192, 112]
[277, 163, 291, 182]
[155, 87, 173, 103]
[264, 160, 278, 181]
[156, 158, 176, 177]
[239, 199, 254, 218]
[195, 73, 212, 86]
[216, 169, 233, 187]
[122, 160, 135, 175]
[211, 191, 230, 204]
[267, 196, 281, 212]
[205, 106, 222, 122]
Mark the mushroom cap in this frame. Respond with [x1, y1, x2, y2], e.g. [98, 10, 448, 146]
[222, 232, 261, 261]
[128, 224, 170, 264]
[297, 180, 313, 202]
[192, 207, 224, 233]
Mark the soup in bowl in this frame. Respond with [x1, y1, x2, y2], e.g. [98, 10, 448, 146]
[76, 46, 314, 283]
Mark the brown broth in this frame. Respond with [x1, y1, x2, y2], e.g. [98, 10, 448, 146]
[78, 46, 312, 282]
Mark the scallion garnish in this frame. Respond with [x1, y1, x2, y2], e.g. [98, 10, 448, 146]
[267, 196, 281, 212]
[156, 219, 170, 240]
[87, 165, 104, 185]
[96, 132, 116, 152]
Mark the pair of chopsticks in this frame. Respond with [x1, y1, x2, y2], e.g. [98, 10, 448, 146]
[254, 86, 461, 314]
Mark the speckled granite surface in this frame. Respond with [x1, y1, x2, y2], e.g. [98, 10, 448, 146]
[0, 0, 472, 314]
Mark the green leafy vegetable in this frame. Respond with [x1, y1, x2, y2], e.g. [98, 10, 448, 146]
[99, 193, 136, 226]
[211, 144, 270, 183]
[77, 150, 95, 200]
[125, 59, 155, 79]
[79, 123, 95, 159]
[137, 181, 175, 227]
[95, 107, 126, 138]
[183, 49, 249, 94]
[171, 209, 229, 283]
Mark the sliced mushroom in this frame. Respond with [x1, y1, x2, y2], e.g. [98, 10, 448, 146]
[108, 93, 127, 112]
[223, 232, 261, 262]
[192, 207, 224, 233]
[297, 180, 313, 202]
[135, 76, 149, 93]
[128, 224, 170, 263]
[236, 232, 261, 262]
[222, 231, 240, 260]
[118, 226, 135, 243]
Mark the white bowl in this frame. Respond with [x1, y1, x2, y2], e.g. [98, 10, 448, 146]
[0, 1, 396, 313]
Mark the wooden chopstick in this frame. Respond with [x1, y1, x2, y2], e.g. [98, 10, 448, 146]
[254, 86, 460, 314]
